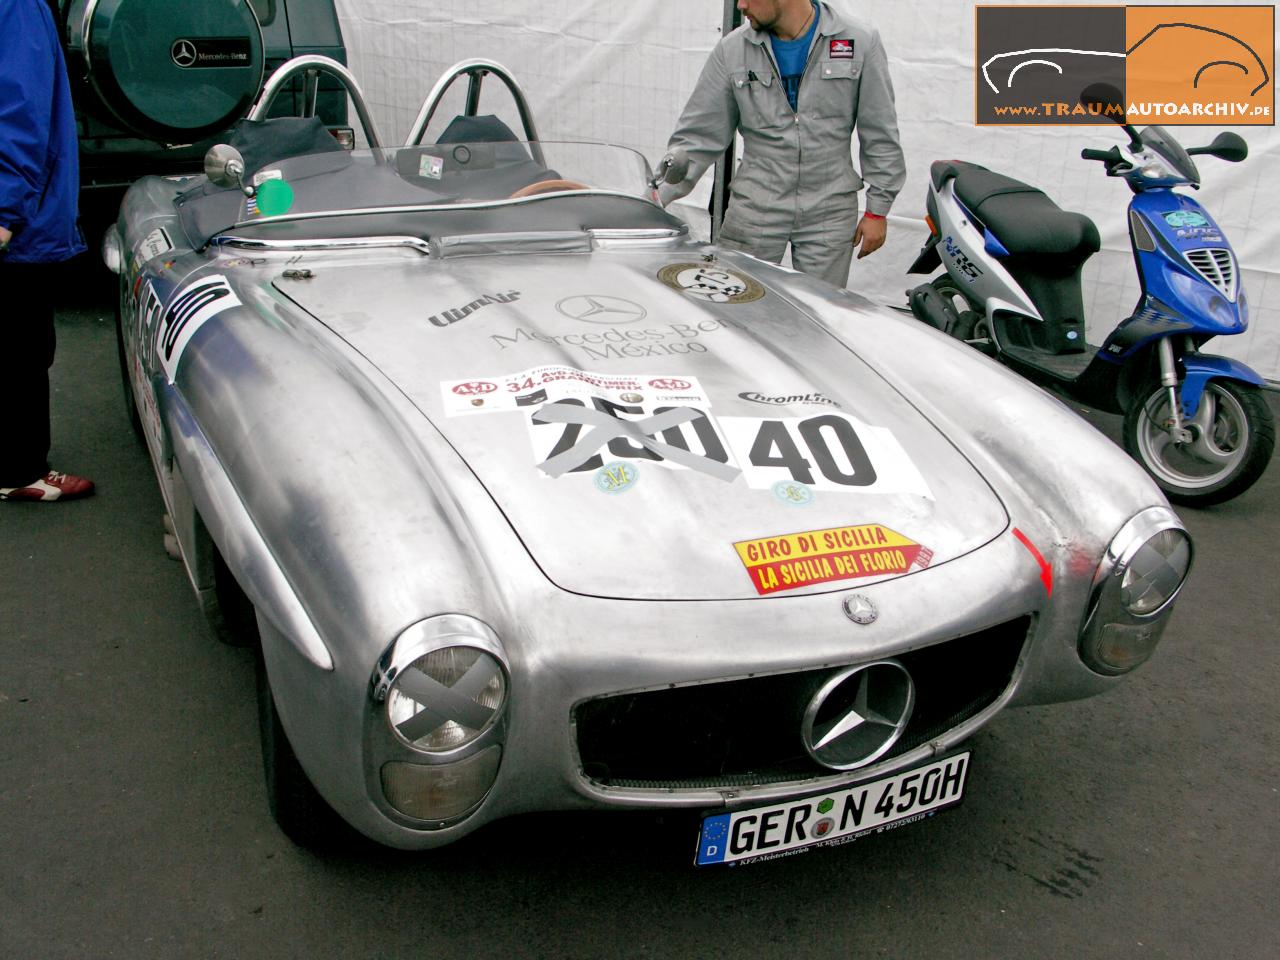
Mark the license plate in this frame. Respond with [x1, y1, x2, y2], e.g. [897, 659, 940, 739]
[694, 752, 970, 866]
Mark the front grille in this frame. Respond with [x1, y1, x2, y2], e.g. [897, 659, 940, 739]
[1185, 248, 1237, 300]
[574, 617, 1031, 789]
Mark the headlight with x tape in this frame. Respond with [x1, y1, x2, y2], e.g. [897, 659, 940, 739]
[368, 615, 509, 825]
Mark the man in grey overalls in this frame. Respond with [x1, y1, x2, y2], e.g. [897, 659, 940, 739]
[659, 0, 905, 287]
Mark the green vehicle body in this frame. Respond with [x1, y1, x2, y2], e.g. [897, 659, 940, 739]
[57, 0, 347, 195]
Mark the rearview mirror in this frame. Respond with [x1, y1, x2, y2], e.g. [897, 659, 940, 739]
[203, 144, 254, 196]
[1079, 83, 1125, 119]
[1187, 131, 1248, 163]
[1079, 83, 1143, 149]
[650, 148, 690, 189]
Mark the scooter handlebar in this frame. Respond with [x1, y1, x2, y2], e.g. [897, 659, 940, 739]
[1081, 147, 1122, 163]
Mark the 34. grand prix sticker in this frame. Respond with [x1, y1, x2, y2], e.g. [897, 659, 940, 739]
[440, 366, 709, 416]
[734, 524, 934, 595]
[440, 366, 933, 498]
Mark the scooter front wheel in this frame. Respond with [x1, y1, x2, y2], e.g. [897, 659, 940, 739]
[1124, 379, 1275, 506]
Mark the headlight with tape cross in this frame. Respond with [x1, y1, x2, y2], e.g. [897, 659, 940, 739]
[386, 646, 504, 752]
[368, 615, 509, 825]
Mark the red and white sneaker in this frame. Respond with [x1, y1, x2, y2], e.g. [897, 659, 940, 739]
[0, 470, 95, 502]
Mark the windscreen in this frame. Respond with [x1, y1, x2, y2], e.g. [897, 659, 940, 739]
[176, 140, 666, 246]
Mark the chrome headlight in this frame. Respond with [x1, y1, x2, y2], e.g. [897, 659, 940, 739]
[1120, 527, 1191, 615]
[368, 615, 510, 826]
[1080, 508, 1192, 676]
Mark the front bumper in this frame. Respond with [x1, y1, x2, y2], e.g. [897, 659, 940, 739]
[260, 523, 1138, 850]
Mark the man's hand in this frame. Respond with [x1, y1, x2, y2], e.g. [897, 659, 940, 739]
[0, 225, 11, 252]
[853, 215, 887, 259]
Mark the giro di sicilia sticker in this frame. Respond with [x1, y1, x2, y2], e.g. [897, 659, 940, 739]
[734, 524, 931, 595]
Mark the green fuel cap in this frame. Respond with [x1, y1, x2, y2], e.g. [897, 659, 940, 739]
[83, 0, 265, 142]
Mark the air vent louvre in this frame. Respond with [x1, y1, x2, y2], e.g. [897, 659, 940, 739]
[1185, 248, 1237, 301]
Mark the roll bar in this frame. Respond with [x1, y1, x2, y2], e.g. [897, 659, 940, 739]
[405, 59, 545, 166]
[249, 55, 384, 152]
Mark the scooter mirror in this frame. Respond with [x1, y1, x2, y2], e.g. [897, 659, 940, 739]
[1188, 131, 1248, 163]
[1079, 83, 1143, 150]
[1079, 82, 1125, 118]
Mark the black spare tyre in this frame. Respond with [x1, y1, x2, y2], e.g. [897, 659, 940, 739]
[72, 0, 265, 142]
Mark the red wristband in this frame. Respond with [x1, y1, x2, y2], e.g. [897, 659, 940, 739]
[863, 212, 885, 220]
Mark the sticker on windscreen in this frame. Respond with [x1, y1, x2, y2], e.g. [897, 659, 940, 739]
[244, 169, 282, 218]
[658, 263, 765, 303]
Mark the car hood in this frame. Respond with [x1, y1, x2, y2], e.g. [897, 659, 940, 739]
[274, 251, 1008, 600]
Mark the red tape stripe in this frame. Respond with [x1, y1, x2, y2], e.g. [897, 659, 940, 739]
[1013, 527, 1053, 597]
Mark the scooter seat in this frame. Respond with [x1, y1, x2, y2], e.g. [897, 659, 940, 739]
[949, 162, 1100, 259]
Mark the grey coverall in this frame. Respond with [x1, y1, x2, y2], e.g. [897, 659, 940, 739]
[660, 3, 905, 287]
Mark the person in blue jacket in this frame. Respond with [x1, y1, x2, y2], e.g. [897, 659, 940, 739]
[0, 0, 94, 501]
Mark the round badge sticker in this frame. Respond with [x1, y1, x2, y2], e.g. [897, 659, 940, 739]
[772, 480, 815, 506]
[595, 461, 639, 494]
[658, 263, 765, 304]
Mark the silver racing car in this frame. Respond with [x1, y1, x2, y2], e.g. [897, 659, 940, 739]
[105, 58, 1192, 862]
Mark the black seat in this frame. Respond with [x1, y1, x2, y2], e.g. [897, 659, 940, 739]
[435, 114, 523, 146]
[950, 163, 1099, 260]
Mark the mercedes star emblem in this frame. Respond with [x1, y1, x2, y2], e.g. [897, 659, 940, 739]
[555, 295, 647, 325]
[842, 593, 878, 625]
[171, 39, 198, 68]
[802, 660, 915, 770]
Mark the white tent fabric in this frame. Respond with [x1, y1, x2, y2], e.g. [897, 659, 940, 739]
[336, 0, 1279, 382]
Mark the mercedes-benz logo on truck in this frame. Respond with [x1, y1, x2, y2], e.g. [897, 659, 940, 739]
[170, 39, 198, 68]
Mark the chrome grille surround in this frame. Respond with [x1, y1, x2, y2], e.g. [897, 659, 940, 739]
[574, 617, 1030, 791]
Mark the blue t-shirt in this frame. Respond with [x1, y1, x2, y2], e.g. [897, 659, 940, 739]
[769, 2, 820, 111]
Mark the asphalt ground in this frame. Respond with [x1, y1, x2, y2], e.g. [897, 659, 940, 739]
[1, 295, 1277, 960]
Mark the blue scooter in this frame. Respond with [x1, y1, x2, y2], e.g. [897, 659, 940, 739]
[907, 86, 1273, 506]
